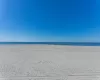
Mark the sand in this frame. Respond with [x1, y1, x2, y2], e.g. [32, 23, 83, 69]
[0, 44, 100, 80]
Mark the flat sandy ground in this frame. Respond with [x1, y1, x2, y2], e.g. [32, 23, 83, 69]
[0, 44, 100, 67]
[0, 45, 100, 80]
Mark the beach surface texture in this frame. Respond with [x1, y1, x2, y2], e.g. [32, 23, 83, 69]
[0, 44, 100, 80]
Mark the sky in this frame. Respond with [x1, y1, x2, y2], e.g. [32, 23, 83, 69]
[0, 0, 99, 42]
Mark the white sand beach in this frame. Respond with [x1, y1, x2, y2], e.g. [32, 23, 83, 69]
[0, 45, 100, 80]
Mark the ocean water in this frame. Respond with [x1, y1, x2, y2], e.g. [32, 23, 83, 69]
[0, 42, 100, 46]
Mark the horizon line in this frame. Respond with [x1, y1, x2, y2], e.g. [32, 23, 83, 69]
[0, 42, 100, 46]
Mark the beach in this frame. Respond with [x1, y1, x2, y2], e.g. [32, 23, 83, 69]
[0, 44, 100, 80]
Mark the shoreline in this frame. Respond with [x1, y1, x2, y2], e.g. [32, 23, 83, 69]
[0, 42, 100, 46]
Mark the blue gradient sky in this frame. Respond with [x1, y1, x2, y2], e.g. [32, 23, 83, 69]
[0, 0, 99, 42]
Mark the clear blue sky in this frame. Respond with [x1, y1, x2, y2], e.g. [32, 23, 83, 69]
[0, 0, 99, 42]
